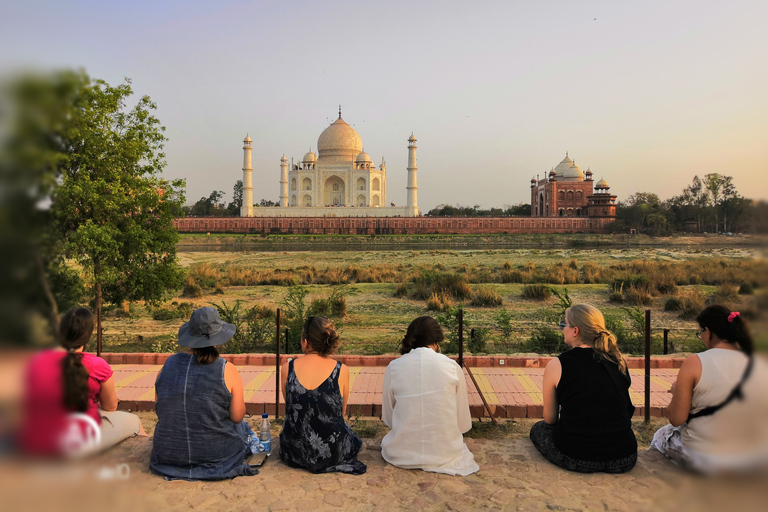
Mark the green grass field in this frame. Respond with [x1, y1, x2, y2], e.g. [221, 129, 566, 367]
[96, 242, 768, 355]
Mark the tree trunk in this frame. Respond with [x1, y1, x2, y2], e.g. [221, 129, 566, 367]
[34, 251, 59, 344]
[94, 260, 102, 357]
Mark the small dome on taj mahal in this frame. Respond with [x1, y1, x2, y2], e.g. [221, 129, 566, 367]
[302, 148, 316, 163]
[595, 178, 610, 189]
[356, 150, 372, 163]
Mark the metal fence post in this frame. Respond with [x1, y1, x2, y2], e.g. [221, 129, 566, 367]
[645, 309, 651, 424]
[663, 329, 669, 355]
[276, 308, 281, 418]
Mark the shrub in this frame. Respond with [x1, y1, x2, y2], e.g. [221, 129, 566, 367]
[664, 297, 682, 311]
[394, 282, 408, 297]
[413, 281, 431, 300]
[468, 327, 488, 353]
[623, 285, 653, 306]
[712, 283, 739, 304]
[151, 301, 193, 321]
[679, 294, 705, 320]
[738, 283, 754, 295]
[432, 273, 473, 300]
[182, 281, 203, 298]
[188, 263, 221, 288]
[494, 308, 514, 342]
[522, 284, 551, 301]
[470, 286, 502, 307]
[523, 326, 567, 354]
[308, 287, 348, 318]
[427, 291, 452, 312]
[500, 269, 524, 283]
[611, 275, 650, 294]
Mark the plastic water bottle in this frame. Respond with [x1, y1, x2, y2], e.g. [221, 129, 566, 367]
[248, 429, 262, 455]
[259, 413, 272, 454]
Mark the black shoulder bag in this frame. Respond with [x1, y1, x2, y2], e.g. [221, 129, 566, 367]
[687, 356, 753, 423]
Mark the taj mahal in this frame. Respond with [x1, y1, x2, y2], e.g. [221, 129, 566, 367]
[240, 108, 419, 218]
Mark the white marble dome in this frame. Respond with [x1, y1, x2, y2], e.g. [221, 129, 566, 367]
[317, 117, 363, 160]
[562, 162, 584, 180]
[302, 149, 316, 163]
[554, 155, 574, 174]
[595, 178, 610, 189]
[356, 150, 371, 163]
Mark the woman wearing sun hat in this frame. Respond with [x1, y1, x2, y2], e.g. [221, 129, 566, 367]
[150, 307, 258, 480]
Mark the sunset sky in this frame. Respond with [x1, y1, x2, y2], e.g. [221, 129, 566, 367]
[3, 0, 766, 210]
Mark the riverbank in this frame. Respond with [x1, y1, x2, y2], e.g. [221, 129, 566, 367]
[177, 232, 767, 251]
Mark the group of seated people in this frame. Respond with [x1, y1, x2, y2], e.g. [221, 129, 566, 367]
[19, 301, 767, 479]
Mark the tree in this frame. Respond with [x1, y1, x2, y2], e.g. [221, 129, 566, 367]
[50, 73, 186, 353]
[226, 180, 243, 216]
[703, 173, 738, 232]
[613, 192, 669, 235]
[189, 190, 225, 216]
[0, 71, 90, 344]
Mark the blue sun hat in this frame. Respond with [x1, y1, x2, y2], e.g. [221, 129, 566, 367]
[177, 307, 236, 348]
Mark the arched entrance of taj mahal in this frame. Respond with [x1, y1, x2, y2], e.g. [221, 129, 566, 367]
[324, 176, 345, 206]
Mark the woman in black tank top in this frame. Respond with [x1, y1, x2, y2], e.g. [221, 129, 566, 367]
[530, 304, 637, 473]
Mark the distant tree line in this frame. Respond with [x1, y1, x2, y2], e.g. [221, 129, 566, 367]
[611, 173, 763, 235]
[184, 180, 278, 216]
[427, 204, 532, 217]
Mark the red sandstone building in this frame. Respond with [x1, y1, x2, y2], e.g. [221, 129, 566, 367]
[530, 153, 617, 219]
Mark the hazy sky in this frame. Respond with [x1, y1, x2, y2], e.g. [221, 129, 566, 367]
[3, 1, 766, 210]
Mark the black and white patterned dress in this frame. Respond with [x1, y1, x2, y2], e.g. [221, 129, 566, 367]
[279, 359, 366, 474]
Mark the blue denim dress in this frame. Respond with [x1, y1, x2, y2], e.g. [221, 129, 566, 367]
[150, 353, 257, 480]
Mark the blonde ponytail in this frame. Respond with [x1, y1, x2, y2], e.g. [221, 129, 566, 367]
[567, 304, 628, 375]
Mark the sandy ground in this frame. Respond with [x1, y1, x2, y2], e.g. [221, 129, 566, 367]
[3, 417, 767, 512]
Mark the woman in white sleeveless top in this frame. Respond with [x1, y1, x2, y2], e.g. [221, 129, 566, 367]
[652, 305, 768, 473]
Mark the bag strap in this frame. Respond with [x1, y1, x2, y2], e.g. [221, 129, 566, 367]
[687, 356, 753, 422]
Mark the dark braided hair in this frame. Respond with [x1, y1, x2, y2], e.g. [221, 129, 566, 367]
[302, 316, 340, 356]
[399, 316, 444, 355]
[697, 305, 753, 355]
[59, 307, 93, 412]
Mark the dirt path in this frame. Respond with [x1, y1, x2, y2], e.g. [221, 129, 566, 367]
[4, 425, 766, 512]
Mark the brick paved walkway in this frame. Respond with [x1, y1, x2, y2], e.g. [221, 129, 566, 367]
[112, 357, 680, 419]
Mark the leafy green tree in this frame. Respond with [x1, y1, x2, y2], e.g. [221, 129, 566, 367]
[190, 190, 225, 216]
[0, 71, 91, 343]
[50, 73, 185, 352]
[226, 180, 243, 216]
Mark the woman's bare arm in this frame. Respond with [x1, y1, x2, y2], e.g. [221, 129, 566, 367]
[667, 355, 701, 427]
[339, 363, 350, 417]
[224, 362, 246, 423]
[98, 376, 118, 412]
[542, 358, 561, 425]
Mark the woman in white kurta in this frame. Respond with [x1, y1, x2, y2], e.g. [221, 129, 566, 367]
[381, 316, 479, 476]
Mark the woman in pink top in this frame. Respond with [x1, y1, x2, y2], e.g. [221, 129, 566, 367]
[20, 307, 146, 456]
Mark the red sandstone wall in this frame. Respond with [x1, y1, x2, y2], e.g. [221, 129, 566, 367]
[174, 216, 614, 234]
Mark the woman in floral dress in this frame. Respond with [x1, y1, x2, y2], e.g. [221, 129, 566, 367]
[279, 316, 366, 474]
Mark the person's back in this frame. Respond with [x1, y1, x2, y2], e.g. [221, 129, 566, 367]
[682, 349, 768, 459]
[554, 347, 637, 461]
[279, 316, 365, 475]
[382, 347, 471, 469]
[151, 353, 252, 480]
[381, 316, 478, 476]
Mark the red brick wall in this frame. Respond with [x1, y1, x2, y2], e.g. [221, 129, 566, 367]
[174, 216, 614, 234]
